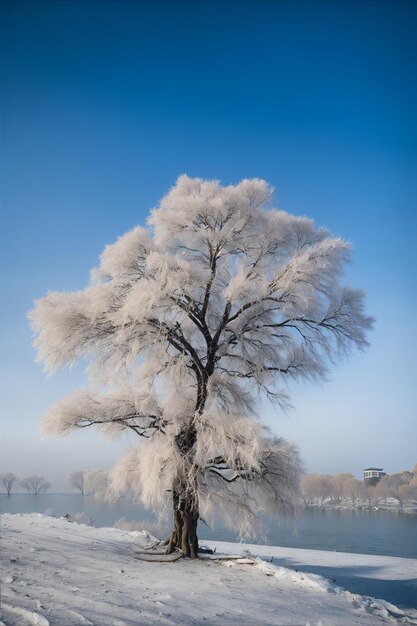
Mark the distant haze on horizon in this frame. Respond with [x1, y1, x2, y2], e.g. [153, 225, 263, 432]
[1, 0, 416, 492]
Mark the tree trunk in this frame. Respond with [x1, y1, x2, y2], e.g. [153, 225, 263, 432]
[166, 480, 199, 559]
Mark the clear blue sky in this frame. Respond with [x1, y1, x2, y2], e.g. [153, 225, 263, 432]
[1, 0, 416, 490]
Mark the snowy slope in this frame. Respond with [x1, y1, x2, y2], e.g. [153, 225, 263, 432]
[1, 513, 416, 626]
[204, 540, 417, 610]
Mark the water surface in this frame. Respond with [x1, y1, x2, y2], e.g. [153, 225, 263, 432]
[2, 493, 416, 558]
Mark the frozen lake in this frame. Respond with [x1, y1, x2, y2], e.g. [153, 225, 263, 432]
[1, 493, 416, 559]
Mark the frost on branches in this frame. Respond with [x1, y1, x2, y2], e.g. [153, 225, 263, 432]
[29, 176, 373, 558]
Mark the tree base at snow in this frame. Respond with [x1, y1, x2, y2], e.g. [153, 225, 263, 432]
[133, 548, 182, 562]
[165, 506, 199, 559]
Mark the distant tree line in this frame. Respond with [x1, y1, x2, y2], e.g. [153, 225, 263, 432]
[301, 463, 417, 510]
[1, 469, 111, 497]
[6, 464, 416, 511]
[0, 473, 51, 495]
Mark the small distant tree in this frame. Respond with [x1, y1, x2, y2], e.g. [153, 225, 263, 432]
[329, 473, 355, 503]
[399, 475, 417, 506]
[84, 470, 110, 499]
[301, 474, 316, 506]
[1, 472, 19, 495]
[378, 472, 413, 509]
[68, 470, 86, 495]
[300, 474, 312, 506]
[344, 477, 362, 508]
[301, 474, 332, 507]
[20, 475, 51, 495]
[360, 481, 382, 508]
[29, 176, 372, 557]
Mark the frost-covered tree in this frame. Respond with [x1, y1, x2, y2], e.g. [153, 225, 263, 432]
[84, 469, 110, 499]
[20, 475, 51, 495]
[1, 472, 19, 495]
[29, 176, 373, 557]
[68, 470, 86, 495]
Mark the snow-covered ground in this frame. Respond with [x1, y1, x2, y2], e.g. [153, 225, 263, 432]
[1, 514, 416, 626]
[205, 540, 417, 611]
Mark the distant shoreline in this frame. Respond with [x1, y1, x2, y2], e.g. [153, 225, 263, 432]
[303, 501, 417, 515]
[2, 492, 417, 514]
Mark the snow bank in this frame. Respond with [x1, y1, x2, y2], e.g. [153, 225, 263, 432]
[1, 513, 416, 626]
